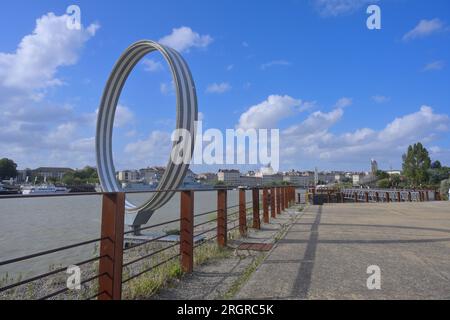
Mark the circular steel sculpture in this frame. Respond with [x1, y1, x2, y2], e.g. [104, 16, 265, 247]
[96, 40, 198, 231]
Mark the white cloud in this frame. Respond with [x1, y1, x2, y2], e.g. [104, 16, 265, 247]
[114, 105, 135, 128]
[242, 41, 249, 47]
[334, 97, 352, 108]
[0, 12, 99, 168]
[159, 26, 213, 52]
[372, 95, 390, 103]
[206, 82, 231, 94]
[237, 95, 306, 130]
[280, 105, 449, 169]
[422, 60, 445, 72]
[124, 131, 172, 166]
[313, 0, 376, 17]
[260, 60, 291, 70]
[283, 108, 344, 136]
[142, 58, 163, 72]
[226, 64, 234, 71]
[0, 12, 98, 92]
[403, 18, 446, 41]
[378, 106, 448, 142]
[160, 81, 175, 95]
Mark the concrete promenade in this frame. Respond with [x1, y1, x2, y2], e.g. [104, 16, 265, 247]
[237, 202, 450, 299]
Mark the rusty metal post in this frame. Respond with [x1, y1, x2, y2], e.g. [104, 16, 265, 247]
[276, 188, 281, 214]
[408, 191, 412, 202]
[375, 192, 379, 202]
[262, 188, 269, 223]
[397, 191, 401, 202]
[386, 192, 390, 202]
[354, 192, 358, 202]
[297, 192, 301, 204]
[270, 188, 276, 218]
[425, 191, 429, 201]
[252, 188, 260, 229]
[364, 192, 369, 203]
[435, 191, 441, 201]
[98, 192, 125, 300]
[239, 188, 247, 237]
[217, 189, 227, 247]
[284, 187, 288, 208]
[180, 190, 194, 273]
[327, 192, 331, 204]
[281, 187, 286, 211]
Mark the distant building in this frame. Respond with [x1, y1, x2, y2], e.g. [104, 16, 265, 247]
[387, 170, 401, 176]
[139, 166, 165, 184]
[352, 172, 367, 186]
[32, 167, 74, 180]
[371, 159, 378, 174]
[117, 170, 139, 182]
[196, 172, 217, 185]
[283, 174, 314, 187]
[217, 169, 241, 185]
[239, 175, 261, 187]
[17, 168, 32, 183]
[352, 174, 361, 185]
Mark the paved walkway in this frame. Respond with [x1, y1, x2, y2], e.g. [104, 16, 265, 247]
[152, 211, 296, 300]
[236, 202, 450, 299]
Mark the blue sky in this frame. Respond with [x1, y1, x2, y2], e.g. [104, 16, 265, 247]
[0, 0, 449, 173]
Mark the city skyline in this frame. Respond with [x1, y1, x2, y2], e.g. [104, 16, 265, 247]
[1, 1, 449, 172]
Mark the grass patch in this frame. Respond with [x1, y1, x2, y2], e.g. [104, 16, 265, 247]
[194, 242, 231, 266]
[123, 254, 182, 299]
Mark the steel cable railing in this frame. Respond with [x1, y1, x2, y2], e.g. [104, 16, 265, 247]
[0, 186, 297, 299]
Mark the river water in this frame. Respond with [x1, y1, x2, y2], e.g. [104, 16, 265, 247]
[0, 190, 252, 279]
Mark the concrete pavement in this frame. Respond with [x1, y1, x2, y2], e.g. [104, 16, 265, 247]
[236, 202, 450, 299]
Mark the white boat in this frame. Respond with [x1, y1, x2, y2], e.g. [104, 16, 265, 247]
[21, 184, 71, 195]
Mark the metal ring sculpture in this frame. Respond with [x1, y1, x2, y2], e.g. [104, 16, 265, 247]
[96, 40, 198, 229]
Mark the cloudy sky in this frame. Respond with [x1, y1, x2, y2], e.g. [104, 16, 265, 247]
[0, 0, 449, 172]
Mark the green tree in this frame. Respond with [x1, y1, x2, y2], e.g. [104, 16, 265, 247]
[375, 170, 389, 180]
[402, 143, 431, 186]
[390, 174, 401, 187]
[428, 166, 450, 185]
[0, 158, 18, 180]
[62, 166, 99, 185]
[431, 160, 442, 169]
[376, 178, 390, 188]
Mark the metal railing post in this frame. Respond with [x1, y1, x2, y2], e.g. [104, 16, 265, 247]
[365, 192, 369, 203]
[252, 188, 260, 229]
[354, 192, 358, 202]
[217, 189, 227, 247]
[276, 187, 281, 214]
[375, 192, 379, 202]
[284, 187, 288, 208]
[263, 188, 269, 223]
[270, 187, 276, 218]
[98, 192, 125, 300]
[386, 192, 390, 203]
[180, 190, 194, 273]
[239, 188, 247, 237]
